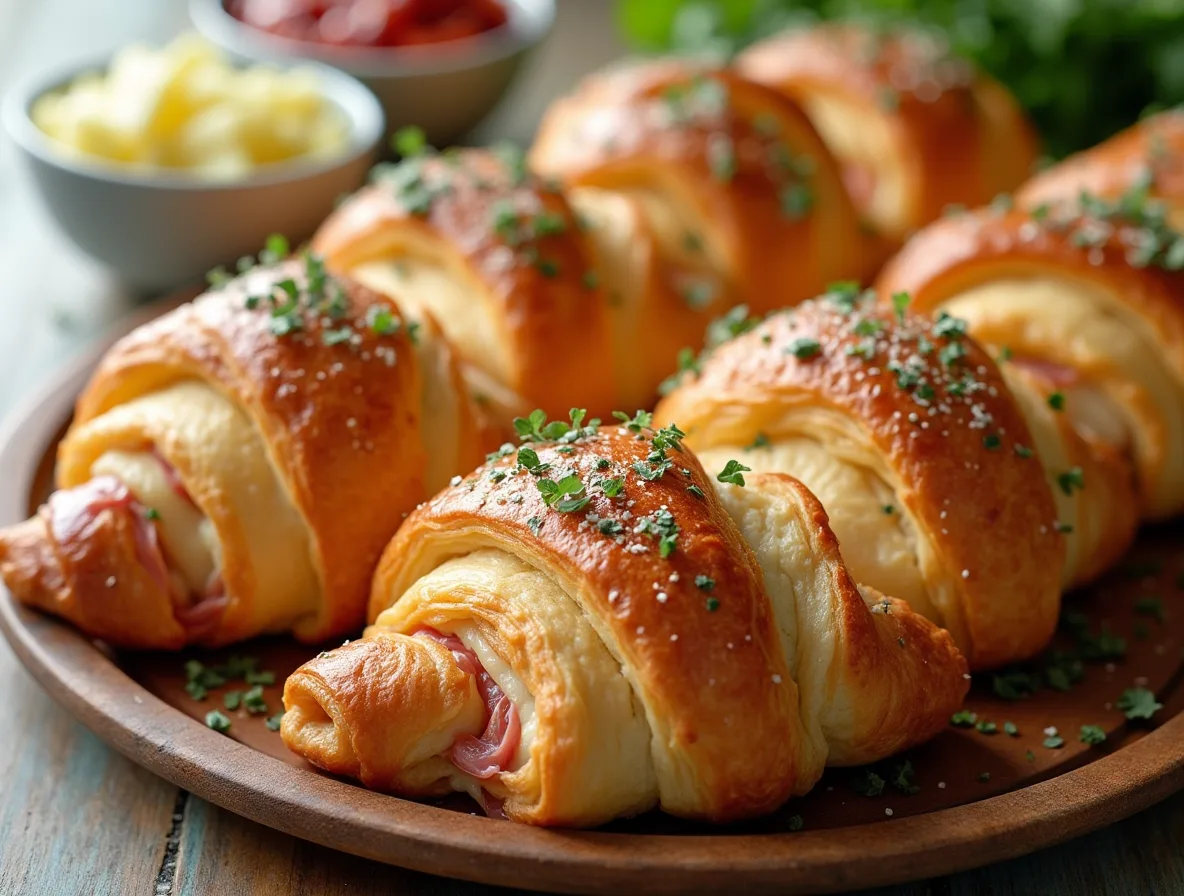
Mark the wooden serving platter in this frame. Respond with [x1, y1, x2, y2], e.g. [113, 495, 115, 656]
[0, 300, 1182, 895]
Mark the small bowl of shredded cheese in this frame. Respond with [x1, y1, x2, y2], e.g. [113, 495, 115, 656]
[5, 34, 384, 289]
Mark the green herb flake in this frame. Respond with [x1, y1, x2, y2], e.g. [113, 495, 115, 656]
[205, 710, 232, 734]
[787, 337, 822, 360]
[1003, 721, 1019, 737]
[1057, 467, 1085, 496]
[1048, 392, 1066, 411]
[1117, 687, 1162, 720]
[1135, 596, 1164, 621]
[1079, 724, 1107, 745]
[716, 459, 751, 487]
[265, 712, 285, 732]
[392, 125, 428, 158]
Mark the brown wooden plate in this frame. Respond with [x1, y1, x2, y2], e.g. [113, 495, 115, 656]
[1, 299, 1182, 895]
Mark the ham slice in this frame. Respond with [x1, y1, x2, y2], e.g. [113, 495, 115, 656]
[413, 628, 523, 781]
[151, 448, 197, 506]
[48, 474, 227, 639]
[49, 476, 172, 597]
[1010, 356, 1081, 388]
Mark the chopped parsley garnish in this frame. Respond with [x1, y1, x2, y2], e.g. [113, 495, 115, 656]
[707, 133, 737, 182]
[1079, 724, 1106, 745]
[1048, 392, 1066, 411]
[526, 516, 543, 536]
[659, 347, 702, 396]
[716, 459, 751, 487]
[516, 447, 549, 476]
[849, 768, 886, 797]
[1135, 596, 1164, 622]
[779, 183, 813, 220]
[1057, 467, 1086, 495]
[891, 292, 911, 323]
[1042, 733, 1065, 749]
[1003, 721, 1019, 737]
[597, 477, 625, 498]
[143, 507, 160, 521]
[515, 408, 599, 444]
[205, 710, 231, 734]
[265, 712, 285, 732]
[223, 691, 242, 711]
[635, 508, 680, 558]
[686, 484, 706, 499]
[950, 709, 977, 727]
[242, 685, 268, 715]
[613, 409, 652, 434]
[537, 474, 591, 513]
[598, 519, 624, 536]
[787, 815, 804, 832]
[1117, 687, 1162, 720]
[392, 125, 428, 158]
[695, 575, 715, 591]
[1015, 444, 1034, 459]
[975, 719, 998, 735]
[787, 337, 822, 360]
[746, 432, 770, 451]
[705, 597, 720, 612]
[882, 505, 895, 515]
[983, 433, 1002, 450]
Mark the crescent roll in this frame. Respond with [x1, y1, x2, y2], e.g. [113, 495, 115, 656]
[281, 423, 968, 826]
[737, 24, 1038, 246]
[1019, 109, 1184, 229]
[877, 203, 1181, 529]
[655, 293, 1064, 669]
[0, 257, 488, 649]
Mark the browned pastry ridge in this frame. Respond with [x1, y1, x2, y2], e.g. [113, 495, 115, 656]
[878, 202, 1184, 533]
[280, 422, 968, 826]
[0, 258, 489, 649]
[1018, 109, 1184, 228]
[736, 22, 1038, 247]
[656, 293, 1063, 670]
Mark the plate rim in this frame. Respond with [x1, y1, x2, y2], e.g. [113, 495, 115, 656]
[1, 298, 1182, 896]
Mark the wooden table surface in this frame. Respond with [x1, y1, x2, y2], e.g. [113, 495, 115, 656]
[0, 1, 1180, 894]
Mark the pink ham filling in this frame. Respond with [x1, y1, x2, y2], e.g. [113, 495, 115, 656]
[50, 476, 172, 597]
[151, 447, 198, 507]
[48, 466, 226, 639]
[841, 162, 878, 217]
[1010, 356, 1081, 388]
[412, 628, 522, 782]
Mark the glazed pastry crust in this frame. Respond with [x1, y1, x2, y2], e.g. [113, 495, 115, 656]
[313, 150, 615, 419]
[530, 60, 873, 305]
[656, 298, 1063, 669]
[876, 207, 1184, 518]
[283, 424, 969, 826]
[737, 24, 1037, 241]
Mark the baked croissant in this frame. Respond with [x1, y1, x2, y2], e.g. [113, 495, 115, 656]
[877, 201, 1181, 532]
[655, 291, 1067, 670]
[736, 23, 1038, 246]
[281, 421, 968, 826]
[314, 61, 873, 419]
[0, 256, 488, 649]
[1018, 109, 1184, 229]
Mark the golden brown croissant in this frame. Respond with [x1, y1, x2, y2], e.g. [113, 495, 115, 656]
[0, 256, 489, 649]
[281, 420, 968, 826]
[736, 23, 1038, 246]
[655, 291, 1067, 670]
[877, 201, 1182, 532]
[1018, 109, 1184, 229]
[314, 62, 875, 419]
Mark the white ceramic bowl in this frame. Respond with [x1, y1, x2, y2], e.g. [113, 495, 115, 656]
[190, 0, 554, 147]
[3, 57, 384, 292]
